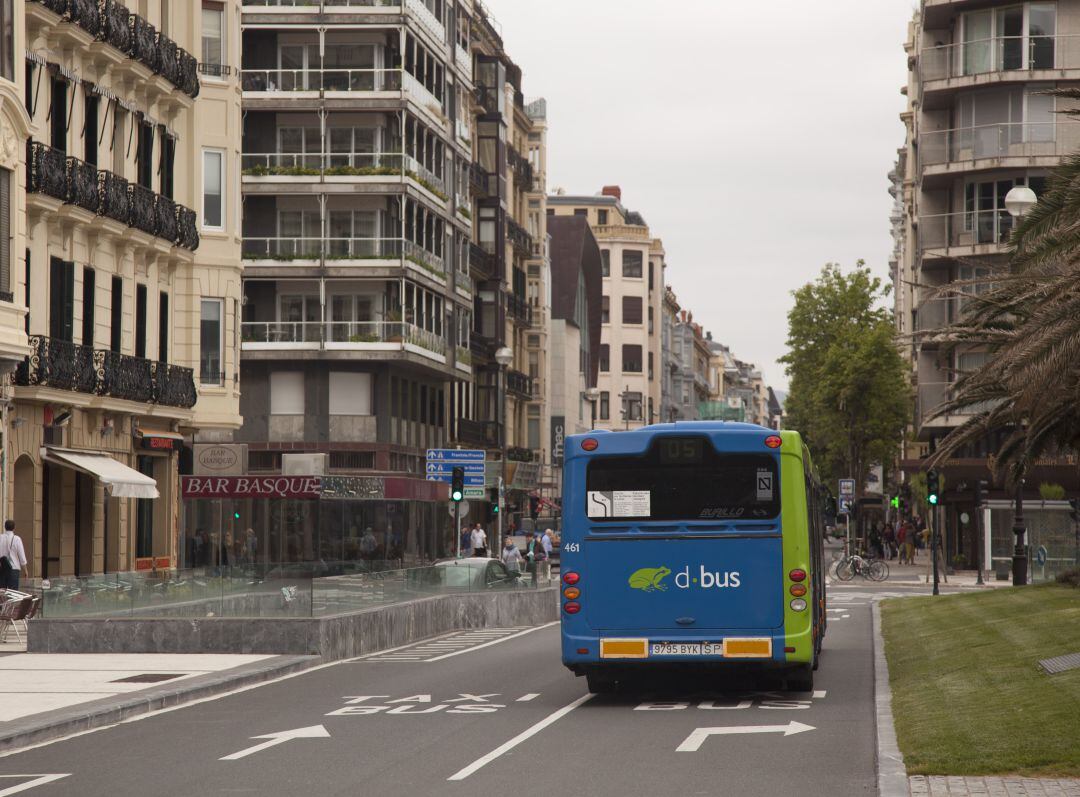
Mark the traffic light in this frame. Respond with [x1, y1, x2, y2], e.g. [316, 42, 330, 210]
[890, 494, 900, 510]
[529, 495, 540, 521]
[927, 470, 940, 506]
[451, 467, 464, 503]
[974, 480, 988, 506]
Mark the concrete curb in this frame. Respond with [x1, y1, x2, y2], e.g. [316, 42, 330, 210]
[873, 601, 909, 797]
[0, 653, 320, 754]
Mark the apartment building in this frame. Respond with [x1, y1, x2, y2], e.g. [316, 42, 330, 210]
[17, 0, 241, 578]
[895, 0, 1080, 563]
[549, 187, 663, 431]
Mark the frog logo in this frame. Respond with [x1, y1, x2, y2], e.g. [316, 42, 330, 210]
[628, 566, 671, 593]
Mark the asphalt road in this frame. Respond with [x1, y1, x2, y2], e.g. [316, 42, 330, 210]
[4, 577, 941, 797]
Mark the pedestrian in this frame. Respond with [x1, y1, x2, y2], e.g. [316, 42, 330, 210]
[868, 524, 882, 560]
[897, 523, 908, 565]
[471, 523, 488, 558]
[541, 528, 553, 559]
[526, 531, 547, 585]
[502, 536, 523, 575]
[0, 520, 28, 591]
[459, 525, 472, 557]
[883, 523, 896, 560]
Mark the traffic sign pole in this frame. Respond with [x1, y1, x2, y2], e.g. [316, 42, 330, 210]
[455, 499, 462, 559]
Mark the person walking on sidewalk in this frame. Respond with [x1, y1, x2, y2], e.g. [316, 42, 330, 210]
[471, 524, 488, 558]
[0, 521, 28, 591]
[502, 536, 523, 576]
[883, 523, 897, 560]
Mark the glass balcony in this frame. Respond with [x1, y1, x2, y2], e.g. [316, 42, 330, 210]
[242, 321, 447, 358]
[241, 67, 402, 93]
[918, 210, 1014, 254]
[242, 236, 404, 262]
[920, 122, 1075, 169]
[405, 0, 445, 44]
[921, 35, 1080, 83]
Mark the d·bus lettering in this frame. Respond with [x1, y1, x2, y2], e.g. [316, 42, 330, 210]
[674, 566, 742, 590]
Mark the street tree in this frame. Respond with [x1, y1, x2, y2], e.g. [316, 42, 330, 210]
[781, 262, 910, 498]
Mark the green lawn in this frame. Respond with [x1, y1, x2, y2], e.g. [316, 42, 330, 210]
[881, 585, 1080, 777]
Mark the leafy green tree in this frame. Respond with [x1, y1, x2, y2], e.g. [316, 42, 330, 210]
[781, 262, 910, 497]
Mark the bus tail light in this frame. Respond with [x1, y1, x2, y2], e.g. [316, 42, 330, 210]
[563, 587, 581, 600]
[564, 602, 581, 615]
[581, 438, 599, 451]
[789, 569, 806, 582]
[790, 599, 807, 612]
[563, 571, 580, 585]
[789, 584, 807, 598]
[765, 435, 782, 449]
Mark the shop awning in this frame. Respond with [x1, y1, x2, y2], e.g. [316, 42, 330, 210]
[42, 448, 159, 499]
[135, 428, 184, 440]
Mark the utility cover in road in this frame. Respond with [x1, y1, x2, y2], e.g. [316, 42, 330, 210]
[676, 722, 815, 751]
[219, 725, 331, 761]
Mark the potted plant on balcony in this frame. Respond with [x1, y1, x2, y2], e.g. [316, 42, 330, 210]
[385, 310, 404, 343]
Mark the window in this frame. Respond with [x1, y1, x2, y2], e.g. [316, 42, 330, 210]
[270, 371, 304, 415]
[648, 261, 654, 291]
[623, 391, 643, 421]
[574, 209, 587, 217]
[599, 391, 610, 420]
[200, 298, 223, 384]
[49, 257, 74, 342]
[648, 306, 654, 334]
[962, 5, 1056, 76]
[597, 209, 609, 226]
[622, 296, 643, 325]
[648, 351, 654, 380]
[160, 132, 175, 200]
[159, 292, 169, 362]
[600, 250, 610, 277]
[0, 0, 12, 82]
[527, 404, 540, 450]
[82, 267, 95, 346]
[598, 343, 609, 372]
[136, 119, 154, 189]
[23, 248, 28, 333]
[0, 168, 8, 297]
[622, 250, 643, 278]
[202, 149, 224, 230]
[84, 92, 99, 167]
[51, 78, 67, 152]
[601, 295, 610, 324]
[135, 284, 147, 358]
[329, 372, 373, 415]
[201, 1, 225, 77]
[110, 276, 122, 352]
[622, 344, 643, 373]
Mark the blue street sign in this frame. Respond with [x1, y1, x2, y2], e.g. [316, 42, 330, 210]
[425, 462, 485, 474]
[427, 474, 485, 485]
[426, 449, 485, 462]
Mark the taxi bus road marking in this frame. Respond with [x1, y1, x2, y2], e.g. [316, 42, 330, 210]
[447, 693, 594, 781]
[676, 722, 816, 752]
[425, 622, 559, 662]
[0, 775, 71, 796]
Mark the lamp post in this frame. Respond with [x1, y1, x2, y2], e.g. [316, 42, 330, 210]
[1004, 185, 1037, 587]
[494, 345, 514, 555]
[585, 386, 600, 429]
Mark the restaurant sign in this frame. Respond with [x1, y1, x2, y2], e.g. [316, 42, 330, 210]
[182, 476, 323, 500]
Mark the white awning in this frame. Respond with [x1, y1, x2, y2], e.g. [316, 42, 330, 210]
[42, 448, 159, 499]
[135, 428, 185, 441]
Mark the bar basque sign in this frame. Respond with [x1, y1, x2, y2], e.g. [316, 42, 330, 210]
[182, 476, 323, 499]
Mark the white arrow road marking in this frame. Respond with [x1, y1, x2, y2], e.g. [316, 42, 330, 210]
[0, 775, 71, 796]
[676, 722, 816, 752]
[448, 693, 594, 780]
[516, 693, 540, 702]
[220, 725, 331, 761]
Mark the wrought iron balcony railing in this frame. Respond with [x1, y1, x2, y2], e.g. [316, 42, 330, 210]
[507, 446, 534, 463]
[154, 195, 178, 244]
[27, 141, 66, 200]
[13, 336, 197, 409]
[98, 169, 130, 224]
[470, 162, 492, 198]
[506, 369, 533, 399]
[508, 146, 534, 192]
[456, 418, 498, 448]
[127, 183, 157, 236]
[507, 293, 532, 326]
[507, 218, 534, 257]
[66, 156, 99, 212]
[469, 242, 498, 279]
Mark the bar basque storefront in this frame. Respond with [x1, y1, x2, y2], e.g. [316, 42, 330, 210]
[180, 475, 450, 570]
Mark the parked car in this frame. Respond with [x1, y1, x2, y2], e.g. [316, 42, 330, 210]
[407, 557, 526, 593]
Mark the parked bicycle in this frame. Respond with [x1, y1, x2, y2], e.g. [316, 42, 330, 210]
[834, 554, 889, 582]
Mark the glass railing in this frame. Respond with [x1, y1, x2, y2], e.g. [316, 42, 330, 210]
[242, 321, 448, 356]
[919, 122, 1071, 167]
[920, 35, 1080, 82]
[33, 560, 554, 619]
[917, 210, 1015, 252]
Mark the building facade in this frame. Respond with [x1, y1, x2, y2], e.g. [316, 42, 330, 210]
[895, 0, 1080, 567]
[18, 0, 241, 578]
[549, 187, 663, 431]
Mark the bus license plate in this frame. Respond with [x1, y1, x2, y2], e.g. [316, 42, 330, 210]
[650, 642, 722, 657]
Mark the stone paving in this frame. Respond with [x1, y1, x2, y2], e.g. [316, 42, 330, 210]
[910, 776, 1080, 796]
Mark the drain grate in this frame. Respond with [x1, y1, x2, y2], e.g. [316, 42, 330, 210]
[110, 673, 187, 684]
[1039, 653, 1080, 675]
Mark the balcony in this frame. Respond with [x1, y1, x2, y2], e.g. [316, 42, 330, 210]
[920, 35, 1080, 86]
[29, 0, 199, 98]
[593, 223, 651, 241]
[405, 0, 445, 44]
[456, 418, 498, 448]
[455, 44, 472, 79]
[914, 296, 962, 335]
[14, 336, 197, 409]
[455, 117, 471, 147]
[507, 293, 531, 326]
[919, 123, 1076, 175]
[507, 218, 533, 257]
[508, 146, 534, 191]
[470, 334, 498, 362]
[27, 142, 200, 251]
[469, 243, 498, 279]
[470, 162, 492, 197]
[506, 369, 533, 399]
[242, 237, 445, 281]
[242, 320, 448, 360]
[241, 151, 448, 199]
[507, 446, 534, 463]
[918, 210, 1013, 259]
[242, 67, 402, 93]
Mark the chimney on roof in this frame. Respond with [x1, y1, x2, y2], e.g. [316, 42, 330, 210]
[601, 185, 622, 201]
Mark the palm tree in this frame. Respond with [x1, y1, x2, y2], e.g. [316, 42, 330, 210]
[924, 141, 1080, 485]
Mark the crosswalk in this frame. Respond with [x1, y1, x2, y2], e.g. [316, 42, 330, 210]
[354, 627, 536, 663]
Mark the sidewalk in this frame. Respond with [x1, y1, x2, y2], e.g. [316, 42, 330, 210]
[909, 775, 1080, 796]
[871, 558, 1012, 589]
[0, 650, 318, 752]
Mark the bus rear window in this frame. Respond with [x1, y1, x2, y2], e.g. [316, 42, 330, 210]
[585, 438, 780, 521]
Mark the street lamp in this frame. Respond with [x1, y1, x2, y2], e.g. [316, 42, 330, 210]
[585, 386, 600, 429]
[1004, 186, 1036, 586]
[494, 346, 514, 554]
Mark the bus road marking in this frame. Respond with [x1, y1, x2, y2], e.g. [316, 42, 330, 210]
[516, 693, 540, 702]
[677, 722, 815, 751]
[0, 775, 71, 796]
[425, 622, 559, 662]
[447, 693, 594, 781]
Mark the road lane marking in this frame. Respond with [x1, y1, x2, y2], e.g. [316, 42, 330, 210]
[516, 693, 540, 702]
[676, 722, 815, 751]
[0, 775, 71, 796]
[220, 725, 331, 761]
[447, 693, 594, 781]
[424, 622, 559, 662]
[813, 690, 827, 699]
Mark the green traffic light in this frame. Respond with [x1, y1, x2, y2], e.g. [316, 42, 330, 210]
[928, 495, 938, 505]
[890, 496, 900, 509]
[233, 512, 240, 519]
[452, 490, 463, 502]
[492, 503, 500, 514]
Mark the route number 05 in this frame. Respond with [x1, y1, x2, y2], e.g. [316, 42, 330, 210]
[563, 543, 580, 553]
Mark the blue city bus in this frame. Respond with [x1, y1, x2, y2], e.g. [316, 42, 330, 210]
[560, 422, 827, 692]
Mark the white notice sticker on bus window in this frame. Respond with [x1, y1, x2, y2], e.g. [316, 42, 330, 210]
[756, 469, 774, 502]
[587, 491, 651, 518]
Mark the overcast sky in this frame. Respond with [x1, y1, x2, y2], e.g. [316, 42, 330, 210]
[492, 0, 916, 390]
